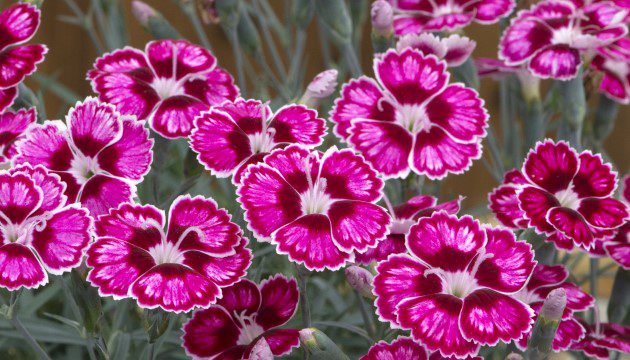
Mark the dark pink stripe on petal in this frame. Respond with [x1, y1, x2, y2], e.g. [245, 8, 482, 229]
[547, 207, 594, 248]
[572, 151, 617, 198]
[269, 104, 325, 146]
[528, 44, 581, 80]
[216, 279, 261, 316]
[0, 86, 17, 112]
[0, 3, 40, 50]
[0, 172, 41, 224]
[92, 72, 159, 120]
[426, 84, 488, 142]
[0, 44, 47, 88]
[182, 306, 240, 359]
[517, 186, 559, 234]
[526, 264, 568, 291]
[182, 237, 251, 288]
[80, 175, 134, 217]
[95, 202, 164, 250]
[320, 148, 383, 202]
[150, 95, 208, 138]
[263, 329, 300, 357]
[361, 337, 429, 360]
[15, 123, 74, 171]
[499, 18, 553, 64]
[523, 140, 579, 193]
[183, 67, 239, 106]
[98, 117, 153, 181]
[67, 99, 122, 157]
[578, 198, 628, 229]
[257, 274, 299, 330]
[328, 200, 390, 253]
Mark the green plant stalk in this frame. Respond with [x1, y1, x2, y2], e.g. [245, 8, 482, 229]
[354, 290, 376, 340]
[523, 98, 544, 151]
[295, 265, 312, 329]
[556, 71, 586, 150]
[63, 0, 105, 53]
[451, 58, 480, 89]
[8, 292, 52, 360]
[177, 0, 212, 51]
[227, 29, 247, 95]
[592, 94, 618, 146]
[590, 258, 598, 323]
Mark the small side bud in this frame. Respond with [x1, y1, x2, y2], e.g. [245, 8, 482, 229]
[300, 69, 338, 108]
[131, 1, 156, 27]
[506, 352, 524, 360]
[371, 0, 393, 36]
[540, 288, 567, 321]
[299, 328, 350, 360]
[132, 1, 181, 39]
[526, 288, 567, 360]
[344, 265, 375, 299]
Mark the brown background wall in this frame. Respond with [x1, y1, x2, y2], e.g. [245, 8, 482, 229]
[29, 0, 629, 208]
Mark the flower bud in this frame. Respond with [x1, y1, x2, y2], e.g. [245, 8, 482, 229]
[132, 1, 181, 39]
[299, 328, 350, 360]
[506, 353, 524, 360]
[371, 0, 393, 36]
[131, 1, 157, 27]
[300, 69, 338, 108]
[540, 288, 567, 322]
[345, 265, 375, 298]
[197, 0, 220, 25]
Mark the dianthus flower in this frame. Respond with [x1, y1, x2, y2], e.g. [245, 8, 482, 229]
[0, 107, 36, 165]
[331, 49, 488, 180]
[396, 33, 476, 67]
[88, 39, 238, 138]
[0, 165, 91, 290]
[182, 275, 299, 359]
[591, 37, 630, 104]
[572, 320, 630, 359]
[374, 212, 536, 358]
[362, 336, 482, 360]
[189, 98, 326, 184]
[86, 195, 251, 312]
[237, 145, 390, 271]
[355, 194, 462, 265]
[15, 97, 153, 217]
[499, 0, 628, 80]
[513, 264, 594, 351]
[604, 174, 629, 268]
[387, 0, 514, 34]
[0, 3, 47, 112]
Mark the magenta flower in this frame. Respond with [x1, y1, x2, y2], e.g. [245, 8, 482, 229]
[387, 0, 515, 34]
[513, 264, 594, 351]
[362, 336, 482, 360]
[516, 140, 628, 250]
[374, 212, 536, 358]
[396, 33, 476, 67]
[604, 174, 629, 269]
[0, 165, 92, 290]
[86, 195, 251, 312]
[355, 194, 462, 265]
[15, 97, 153, 217]
[0, 107, 36, 165]
[237, 145, 390, 271]
[572, 320, 630, 359]
[88, 39, 238, 138]
[331, 49, 488, 180]
[591, 37, 630, 104]
[488, 169, 530, 229]
[499, 0, 628, 80]
[189, 98, 326, 184]
[182, 275, 300, 359]
[0, 3, 48, 112]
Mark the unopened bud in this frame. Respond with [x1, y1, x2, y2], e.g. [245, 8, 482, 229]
[250, 337, 273, 360]
[540, 288, 566, 321]
[299, 328, 350, 360]
[371, 0, 393, 36]
[301, 69, 338, 107]
[197, 0, 220, 25]
[506, 353, 524, 360]
[131, 1, 157, 27]
[345, 265, 375, 299]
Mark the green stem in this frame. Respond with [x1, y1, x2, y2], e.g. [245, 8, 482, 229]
[294, 265, 311, 328]
[146, 342, 155, 360]
[343, 42, 362, 77]
[63, 0, 105, 54]
[9, 293, 52, 360]
[354, 290, 376, 340]
[228, 29, 247, 95]
[179, 0, 212, 51]
[590, 258, 598, 323]
[556, 71, 586, 150]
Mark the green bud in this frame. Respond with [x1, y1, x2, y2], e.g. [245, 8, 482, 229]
[525, 288, 566, 360]
[292, 0, 315, 30]
[299, 328, 350, 360]
[215, 0, 241, 31]
[315, 0, 352, 45]
[143, 308, 171, 343]
[131, 1, 181, 40]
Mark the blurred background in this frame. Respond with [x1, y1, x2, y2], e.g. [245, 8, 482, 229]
[22, 0, 630, 314]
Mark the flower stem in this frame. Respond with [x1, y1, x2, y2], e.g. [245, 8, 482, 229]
[590, 258, 598, 323]
[354, 290, 376, 340]
[294, 264, 312, 328]
[556, 71, 586, 150]
[178, 0, 212, 51]
[9, 292, 52, 360]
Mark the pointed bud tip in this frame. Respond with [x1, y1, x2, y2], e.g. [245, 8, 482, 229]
[131, 1, 157, 26]
[541, 288, 567, 321]
[345, 265, 375, 298]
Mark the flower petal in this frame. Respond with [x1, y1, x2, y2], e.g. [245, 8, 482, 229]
[15, 123, 74, 171]
[0, 172, 41, 224]
[528, 44, 581, 80]
[489, 184, 527, 229]
[320, 148, 384, 202]
[67, 98, 122, 157]
[526, 264, 568, 291]
[0, 44, 47, 89]
[411, 126, 482, 180]
[182, 306, 240, 359]
[261, 145, 317, 194]
[0, 243, 46, 290]
[517, 186, 559, 233]
[499, 18, 553, 64]
[31, 206, 91, 274]
[361, 337, 429, 360]
[263, 329, 301, 357]
[0, 86, 17, 112]
[80, 174, 134, 217]
[146, 40, 216, 80]
[572, 152, 617, 198]
[407, 212, 485, 272]
[330, 76, 396, 139]
[10, 164, 65, 215]
[553, 317, 586, 351]
[182, 67, 239, 106]
[475, 227, 535, 293]
[395, 195, 437, 219]
[88, 47, 149, 79]
[91, 72, 159, 120]
[166, 195, 241, 255]
[257, 274, 299, 329]
[95, 202, 164, 250]
[523, 140, 579, 193]
[269, 104, 325, 146]
[547, 207, 594, 248]
[0, 3, 40, 50]
[348, 120, 413, 178]
[182, 237, 252, 287]
[130, 263, 221, 312]
[216, 279, 261, 316]
[474, 0, 515, 23]
[189, 109, 252, 177]
[328, 200, 390, 253]
[427, 84, 488, 142]
[397, 294, 480, 358]
[374, 254, 443, 327]
[150, 95, 208, 138]
[375, 49, 449, 105]
[606, 228, 630, 269]
[0, 107, 35, 163]
[97, 117, 153, 181]
[86, 237, 156, 298]
[442, 35, 477, 67]
[460, 289, 533, 345]
[273, 214, 350, 271]
[237, 164, 302, 239]
[578, 198, 628, 229]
